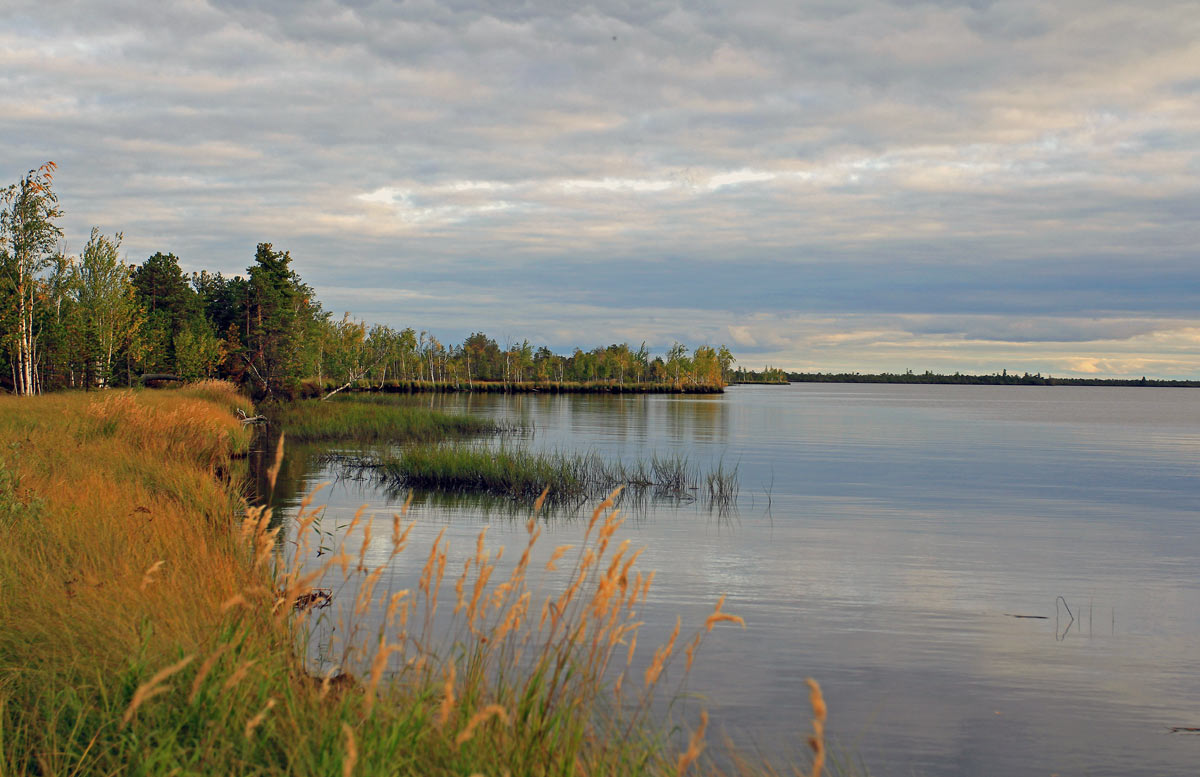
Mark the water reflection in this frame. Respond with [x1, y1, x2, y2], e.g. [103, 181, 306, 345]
[659, 394, 727, 443]
[248, 427, 320, 521]
[421, 392, 732, 449]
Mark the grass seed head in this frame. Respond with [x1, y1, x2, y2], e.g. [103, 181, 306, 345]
[455, 704, 510, 747]
[244, 697, 277, 739]
[806, 677, 827, 777]
[676, 709, 708, 776]
[140, 560, 166, 591]
[342, 722, 358, 777]
[188, 643, 232, 703]
[121, 654, 195, 727]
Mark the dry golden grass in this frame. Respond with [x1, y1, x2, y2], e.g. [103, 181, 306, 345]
[0, 383, 288, 775]
[0, 383, 256, 670]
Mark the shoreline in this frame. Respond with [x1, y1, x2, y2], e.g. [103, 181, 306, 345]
[731, 374, 1200, 387]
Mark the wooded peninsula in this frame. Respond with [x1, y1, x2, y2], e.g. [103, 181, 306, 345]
[2, 163, 734, 399]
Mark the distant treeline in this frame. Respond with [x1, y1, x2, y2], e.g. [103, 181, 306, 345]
[732, 366, 789, 384]
[785, 371, 1200, 387]
[728, 367, 1200, 387]
[1, 162, 735, 398]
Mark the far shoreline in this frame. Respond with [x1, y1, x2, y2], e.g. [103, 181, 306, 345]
[732, 371, 1200, 388]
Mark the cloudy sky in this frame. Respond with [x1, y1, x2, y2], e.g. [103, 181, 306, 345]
[3, 1, 1198, 376]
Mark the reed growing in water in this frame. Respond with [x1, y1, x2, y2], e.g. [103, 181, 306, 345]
[0, 383, 826, 776]
[361, 445, 737, 506]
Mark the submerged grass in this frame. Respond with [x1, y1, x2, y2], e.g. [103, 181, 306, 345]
[267, 395, 500, 443]
[0, 383, 825, 776]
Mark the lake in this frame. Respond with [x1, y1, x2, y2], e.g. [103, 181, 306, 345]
[270, 384, 1200, 776]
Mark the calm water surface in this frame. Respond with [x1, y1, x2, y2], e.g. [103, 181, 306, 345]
[274, 384, 1200, 776]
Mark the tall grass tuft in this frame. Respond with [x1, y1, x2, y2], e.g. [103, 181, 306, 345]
[706, 459, 740, 504]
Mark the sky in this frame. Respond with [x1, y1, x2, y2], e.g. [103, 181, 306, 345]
[2, 0, 1198, 377]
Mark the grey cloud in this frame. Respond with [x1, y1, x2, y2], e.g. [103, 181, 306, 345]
[1, 0, 1198, 375]
[896, 316, 1173, 344]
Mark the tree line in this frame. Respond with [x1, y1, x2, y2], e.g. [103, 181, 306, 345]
[1, 163, 735, 398]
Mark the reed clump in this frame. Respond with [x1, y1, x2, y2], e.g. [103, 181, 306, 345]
[706, 459, 740, 504]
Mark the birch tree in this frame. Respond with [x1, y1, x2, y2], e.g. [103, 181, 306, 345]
[75, 228, 141, 388]
[319, 314, 388, 400]
[0, 163, 63, 395]
[666, 342, 690, 387]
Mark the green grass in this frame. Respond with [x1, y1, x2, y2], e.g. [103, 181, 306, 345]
[267, 396, 500, 443]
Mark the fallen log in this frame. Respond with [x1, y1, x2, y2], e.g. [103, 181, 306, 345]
[236, 408, 268, 426]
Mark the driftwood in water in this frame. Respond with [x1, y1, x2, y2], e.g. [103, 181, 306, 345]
[320, 380, 356, 401]
[236, 408, 268, 426]
[300, 670, 359, 700]
[292, 588, 332, 611]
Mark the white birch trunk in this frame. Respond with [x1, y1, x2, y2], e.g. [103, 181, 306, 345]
[17, 281, 33, 395]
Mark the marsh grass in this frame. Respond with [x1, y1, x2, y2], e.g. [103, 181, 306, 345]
[0, 384, 828, 777]
[705, 459, 740, 504]
[350, 477, 708, 524]
[362, 445, 738, 507]
[268, 396, 501, 443]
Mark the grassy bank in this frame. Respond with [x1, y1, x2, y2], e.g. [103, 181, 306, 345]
[267, 395, 501, 443]
[0, 384, 817, 776]
[0, 382, 288, 773]
[365, 446, 738, 506]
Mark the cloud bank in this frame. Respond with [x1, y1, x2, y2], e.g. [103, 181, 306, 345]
[2, 0, 1197, 375]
